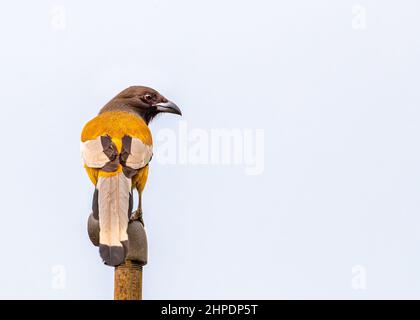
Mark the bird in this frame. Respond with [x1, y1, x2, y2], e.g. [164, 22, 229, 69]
[81, 86, 181, 266]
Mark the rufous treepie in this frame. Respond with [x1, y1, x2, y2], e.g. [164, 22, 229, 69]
[81, 86, 181, 266]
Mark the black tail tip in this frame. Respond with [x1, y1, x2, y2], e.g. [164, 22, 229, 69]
[99, 242, 128, 266]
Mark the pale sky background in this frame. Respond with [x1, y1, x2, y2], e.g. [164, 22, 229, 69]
[0, 0, 420, 299]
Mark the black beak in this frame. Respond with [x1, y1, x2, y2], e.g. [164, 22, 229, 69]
[154, 101, 182, 116]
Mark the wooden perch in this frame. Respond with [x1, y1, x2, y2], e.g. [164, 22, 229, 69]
[114, 260, 143, 300]
[87, 214, 148, 300]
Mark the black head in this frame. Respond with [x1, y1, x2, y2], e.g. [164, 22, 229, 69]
[101, 86, 182, 124]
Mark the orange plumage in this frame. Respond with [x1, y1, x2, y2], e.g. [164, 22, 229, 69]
[81, 86, 181, 266]
[81, 111, 152, 190]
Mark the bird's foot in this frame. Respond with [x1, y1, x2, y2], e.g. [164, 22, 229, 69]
[130, 209, 144, 226]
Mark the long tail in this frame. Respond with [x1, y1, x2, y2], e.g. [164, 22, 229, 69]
[94, 171, 133, 266]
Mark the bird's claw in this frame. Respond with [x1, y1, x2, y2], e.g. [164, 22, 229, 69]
[130, 209, 144, 226]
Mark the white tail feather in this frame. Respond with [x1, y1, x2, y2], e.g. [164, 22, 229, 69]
[96, 172, 131, 266]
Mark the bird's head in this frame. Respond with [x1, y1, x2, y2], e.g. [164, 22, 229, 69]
[102, 86, 182, 124]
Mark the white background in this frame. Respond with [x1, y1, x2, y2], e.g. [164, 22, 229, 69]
[0, 0, 419, 299]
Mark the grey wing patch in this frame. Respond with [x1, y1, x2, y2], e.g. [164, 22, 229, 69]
[81, 136, 110, 168]
[124, 136, 153, 170]
[81, 135, 119, 171]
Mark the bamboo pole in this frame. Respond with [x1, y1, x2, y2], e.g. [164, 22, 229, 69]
[114, 260, 143, 300]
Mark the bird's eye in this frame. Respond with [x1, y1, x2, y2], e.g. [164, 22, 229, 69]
[144, 94, 153, 101]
